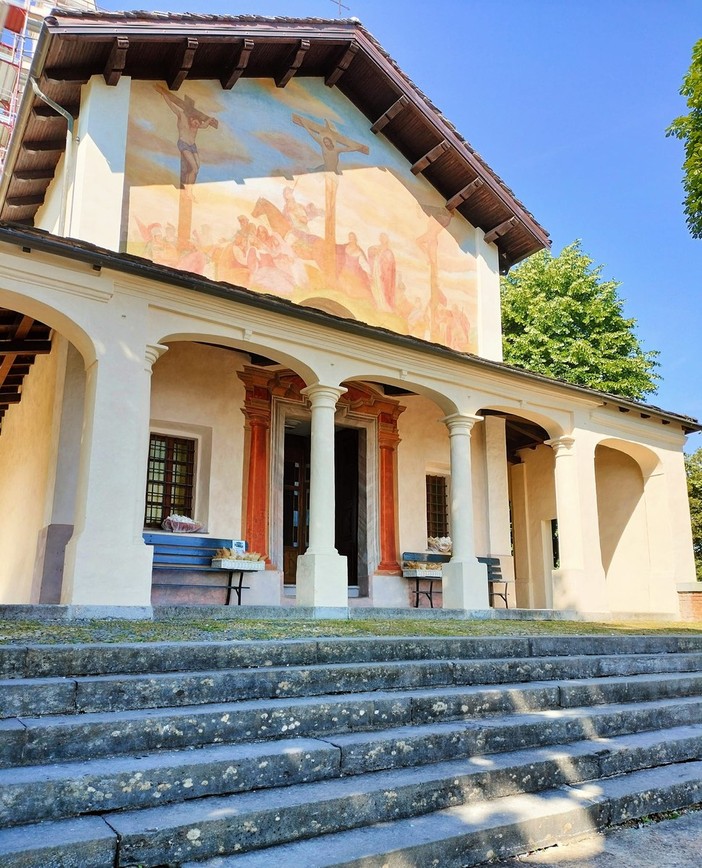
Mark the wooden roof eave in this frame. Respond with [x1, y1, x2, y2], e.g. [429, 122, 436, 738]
[0, 26, 56, 213]
[1, 14, 550, 268]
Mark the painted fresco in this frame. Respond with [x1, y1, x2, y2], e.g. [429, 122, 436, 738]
[123, 79, 478, 353]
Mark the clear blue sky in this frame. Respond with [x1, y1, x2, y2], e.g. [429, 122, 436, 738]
[103, 0, 702, 445]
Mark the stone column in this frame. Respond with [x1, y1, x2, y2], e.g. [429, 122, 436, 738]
[61, 342, 168, 608]
[295, 383, 348, 611]
[377, 412, 402, 574]
[441, 413, 489, 609]
[546, 434, 607, 611]
[238, 369, 273, 561]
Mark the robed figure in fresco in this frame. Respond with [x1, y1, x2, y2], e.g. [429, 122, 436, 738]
[292, 114, 369, 282]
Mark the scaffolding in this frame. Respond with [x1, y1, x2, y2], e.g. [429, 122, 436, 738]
[0, 0, 95, 173]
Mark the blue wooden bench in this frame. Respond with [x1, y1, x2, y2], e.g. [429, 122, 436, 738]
[144, 533, 250, 606]
[401, 552, 510, 608]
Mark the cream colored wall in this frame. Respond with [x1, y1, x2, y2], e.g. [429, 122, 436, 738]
[0, 239, 696, 612]
[396, 395, 450, 552]
[0, 339, 64, 603]
[595, 445, 650, 612]
[149, 341, 246, 538]
[476, 233, 503, 361]
[395, 396, 489, 553]
[510, 444, 556, 609]
[33, 152, 65, 234]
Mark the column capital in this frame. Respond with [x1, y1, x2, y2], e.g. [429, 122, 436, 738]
[301, 383, 347, 409]
[545, 435, 576, 457]
[442, 412, 483, 435]
[144, 343, 169, 372]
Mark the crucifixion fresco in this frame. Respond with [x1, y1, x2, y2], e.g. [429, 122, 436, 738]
[124, 79, 479, 354]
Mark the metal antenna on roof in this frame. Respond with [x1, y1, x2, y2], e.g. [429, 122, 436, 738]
[329, 0, 350, 16]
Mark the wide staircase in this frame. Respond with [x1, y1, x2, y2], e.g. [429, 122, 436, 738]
[2, 634, 702, 867]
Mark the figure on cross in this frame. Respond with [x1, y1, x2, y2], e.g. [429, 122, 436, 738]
[156, 85, 219, 188]
[292, 114, 369, 174]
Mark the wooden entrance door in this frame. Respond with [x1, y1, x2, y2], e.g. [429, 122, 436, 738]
[282, 428, 359, 586]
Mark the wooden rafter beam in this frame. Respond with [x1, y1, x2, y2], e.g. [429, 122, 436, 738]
[446, 177, 484, 211]
[411, 140, 450, 175]
[0, 316, 34, 391]
[14, 169, 57, 182]
[371, 95, 409, 134]
[168, 37, 198, 91]
[22, 139, 64, 153]
[32, 104, 76, 121]
[325, 41, 359, 87]
[0, 339, 52, 354]
[484, 216, 517, 244]
[6, 195, 46, 208]
[103, 36, 129, 86]
[221, 38, 254, 89]
[276, 39, 310, 88]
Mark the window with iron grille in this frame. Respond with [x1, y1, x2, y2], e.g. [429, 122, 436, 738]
[144, 434, 196, 527]
[426, 475, 449, 538]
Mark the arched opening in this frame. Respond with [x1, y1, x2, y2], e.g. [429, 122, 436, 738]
[148, 334, 319, 606]
[335, 374, 458, 608]
[0, 303, 91, 604]
[477, 408, 558, 609]
[595, 441, 656, 612]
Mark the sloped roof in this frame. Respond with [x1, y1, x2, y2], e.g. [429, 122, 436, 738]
[0, 10, 550, 270]
[0, 220, 697, 434]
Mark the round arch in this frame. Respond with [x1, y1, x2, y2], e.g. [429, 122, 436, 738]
[338, 372, 459, 416]
[157, 331, 319, 385]
[595, 437, 661, 477]
[475, 404, 564, 441]
[0, 285, 96, 366]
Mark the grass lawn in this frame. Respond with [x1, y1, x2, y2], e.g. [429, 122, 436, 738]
[1, 616, 702, 644]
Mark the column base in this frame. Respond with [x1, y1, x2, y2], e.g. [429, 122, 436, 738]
[442, 558, 489, 610]
[61, 532, 154, 606]
[552, 567, 607, 612]
[296, 551, 348, 608]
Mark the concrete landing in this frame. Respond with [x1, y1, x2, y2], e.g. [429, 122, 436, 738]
[499, 808, 702, 866]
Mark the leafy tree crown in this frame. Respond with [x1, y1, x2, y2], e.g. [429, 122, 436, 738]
[667, 38, 702, 238]
[500, 241, 659, 400]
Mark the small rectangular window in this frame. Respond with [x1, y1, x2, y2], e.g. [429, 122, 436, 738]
[144, 433, 196, 527]
[426, 475, 449, 539]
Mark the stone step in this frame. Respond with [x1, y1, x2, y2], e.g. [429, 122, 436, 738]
[5, 689, 699, 831]
[3, 651, 702, 719]
[4, 671, 702, 768]
[325, 694, 702, 774]
[2, 725, 701, 866]
[3, 634, 702, 679]
[88, 726, 702, 867]
[0, 736, 340, 828]
[186, 759, 702, 868]
[0, 816, 116, 868]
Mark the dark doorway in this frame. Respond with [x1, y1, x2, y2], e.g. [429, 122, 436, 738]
[335, 428, 359, 586]
[282, 427, 359, 586]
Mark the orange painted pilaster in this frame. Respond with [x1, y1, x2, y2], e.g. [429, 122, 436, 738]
[376, 411, 403, 574]
[238, 368, 272, 561]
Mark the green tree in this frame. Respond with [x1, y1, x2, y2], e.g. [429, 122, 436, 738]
[685, 447, 702, 580]
[500, 241, 659, 400]
[667, 39, 702, 238]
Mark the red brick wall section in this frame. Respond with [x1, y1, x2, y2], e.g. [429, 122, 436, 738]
[678, 591, 702, 621]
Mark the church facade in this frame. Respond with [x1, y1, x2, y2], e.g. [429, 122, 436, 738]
[0, 11, 697, 615]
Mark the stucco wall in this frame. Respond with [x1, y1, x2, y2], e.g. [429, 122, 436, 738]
[510, 444, 556, 609]
[395, 396, 488, 553]
[0, 339, 64, 603]
[596, 445, 650, 612]
[149, 341, 246, 539]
